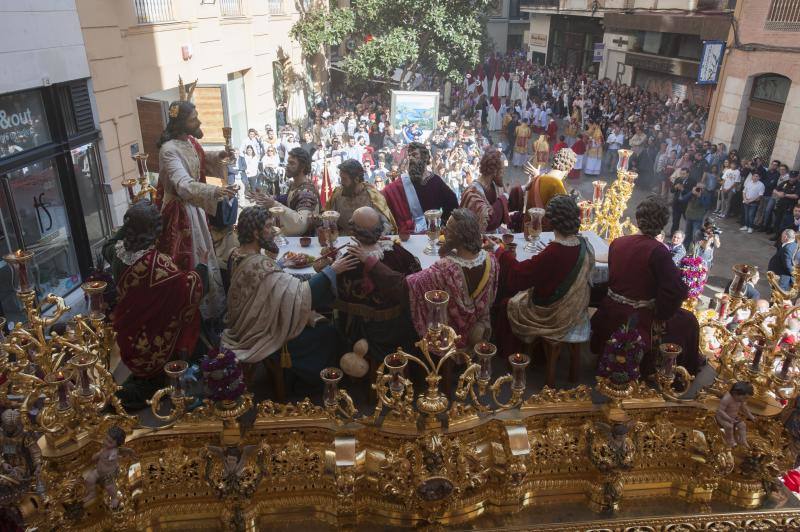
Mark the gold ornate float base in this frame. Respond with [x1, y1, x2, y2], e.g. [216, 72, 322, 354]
[40, 397, 800, 532]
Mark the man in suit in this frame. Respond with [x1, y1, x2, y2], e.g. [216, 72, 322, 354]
[768, 228, 798, 291]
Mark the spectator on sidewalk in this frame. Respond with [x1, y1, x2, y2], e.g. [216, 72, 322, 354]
[670, 167, 694, 235]
[771, 171, 800, 240]
[768, 229, 798, 291]
[741, 171, 765, 233]
[667, 230, 686, 266]
[716, 161, 740, 218]
[683, 182, 711, 249]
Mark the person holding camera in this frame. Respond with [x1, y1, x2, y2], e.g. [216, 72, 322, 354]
[682, 181, 712, 249]
[693, 220, 721, 269]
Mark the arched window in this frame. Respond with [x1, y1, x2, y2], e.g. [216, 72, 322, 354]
[751, 74, 791, 104]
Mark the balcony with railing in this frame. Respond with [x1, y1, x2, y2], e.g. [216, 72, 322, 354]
[766, 0, 800, 30]
[220, 0, 244, 16]
[134, 0, 174, 24]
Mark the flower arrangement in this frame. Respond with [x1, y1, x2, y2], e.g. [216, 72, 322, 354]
[200, 348, 245, 402]
[597, 324, 646, 385]
[679, 255, 708, 299]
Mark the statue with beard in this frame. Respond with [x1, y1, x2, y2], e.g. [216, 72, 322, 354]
[157, 100, 237, 321]
[349, 208, 498, 348]
[459, 148, 510, 233]
[248, 146, 320, 236]
[221, 207, 359, 393]
[382, 142, 458, 234]
[333, 207, 420, 367]
[101, 201, 203, 410]
[324, 160, 397, 235]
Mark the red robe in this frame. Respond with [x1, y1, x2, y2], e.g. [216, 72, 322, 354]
[546, 120, 558, 145]
[114, 249, 202, 378]
[590, 235, 701, 376]
[493, 242, 582, 357]
[552, 142, 568, 157]
[568, 139, 586, 179]
[157, 136, 206, 272]
[382, 174, 458, 234]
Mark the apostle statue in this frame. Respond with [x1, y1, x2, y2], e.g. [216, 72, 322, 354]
[525, 147, 575, 211]
[325, 159, 397, 235]
[493, 195, 594, 358]
[459, 149, 510, 233]
[249, 147, 321, 236]
[382, 142, 458, 234]
[102, 201, 203, 410]
[350, 208, 498, 348]
[157, 100, 237, 320]
[221, 206, 359, 392]
[333, 206, 421, 364]
[591, 196, 702, 377]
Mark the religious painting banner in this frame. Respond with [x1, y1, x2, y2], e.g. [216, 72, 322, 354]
[390, 90, 440, 143]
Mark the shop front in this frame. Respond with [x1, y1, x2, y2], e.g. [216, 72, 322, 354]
[0, 81, 112, 323]
[625, 52, 713, 108]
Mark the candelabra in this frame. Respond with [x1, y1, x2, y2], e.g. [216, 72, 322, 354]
[123, 153, 157, 205]
[1, 249, 132, 449]
[585, 149, 639, 242]
[370, 290, 529, 429]
[701, 263, 800, 414]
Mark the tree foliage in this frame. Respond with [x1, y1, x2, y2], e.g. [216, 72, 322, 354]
[290, 0, 492, 89]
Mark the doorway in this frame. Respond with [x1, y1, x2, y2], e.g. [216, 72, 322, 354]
[739, 74, 790, 161]
[227, 71, 249, 150]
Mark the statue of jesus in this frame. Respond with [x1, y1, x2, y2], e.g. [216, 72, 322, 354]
[156, 100, 237, 320]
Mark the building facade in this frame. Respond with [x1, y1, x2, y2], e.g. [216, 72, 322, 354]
[0, 1, 111, 322]
[76, 0, 316, 225]
[707, 0, 800, 167]
[522, 0, 731, 104]
[487, 0, 530, 54]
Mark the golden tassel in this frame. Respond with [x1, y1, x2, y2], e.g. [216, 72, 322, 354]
[280, 344, 292, 369]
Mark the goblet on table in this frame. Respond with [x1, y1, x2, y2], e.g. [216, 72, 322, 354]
[269, 205, 289, 246]
[524, 208, 545, 253]
[423, 209, 442, 256]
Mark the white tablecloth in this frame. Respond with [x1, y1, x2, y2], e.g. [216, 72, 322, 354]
[279, 232, 609, 283]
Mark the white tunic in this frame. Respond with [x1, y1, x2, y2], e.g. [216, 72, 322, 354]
[158, 138, 227, 319]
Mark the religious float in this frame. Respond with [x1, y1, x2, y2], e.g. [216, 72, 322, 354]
[1, 151, 800, 531]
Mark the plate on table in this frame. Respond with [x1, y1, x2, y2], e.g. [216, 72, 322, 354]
[281, 251, 317, 269]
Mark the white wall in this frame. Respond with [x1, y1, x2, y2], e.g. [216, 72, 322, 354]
[599, 31, 633, 85]
[528, 14, 551, 60]
[0, 0, 90, 93]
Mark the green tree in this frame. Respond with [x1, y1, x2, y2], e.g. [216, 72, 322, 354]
[290, 0, 492, 90]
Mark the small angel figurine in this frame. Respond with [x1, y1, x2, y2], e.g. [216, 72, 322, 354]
[83, 426, 135, 509]
[716, 381, 756, 448]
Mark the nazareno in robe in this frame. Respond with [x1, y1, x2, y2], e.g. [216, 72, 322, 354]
[590, 234, 701, 376]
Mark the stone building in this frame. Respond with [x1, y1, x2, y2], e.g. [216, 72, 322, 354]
[707, 0, 800, 167]
[76, 0, 318, 224]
